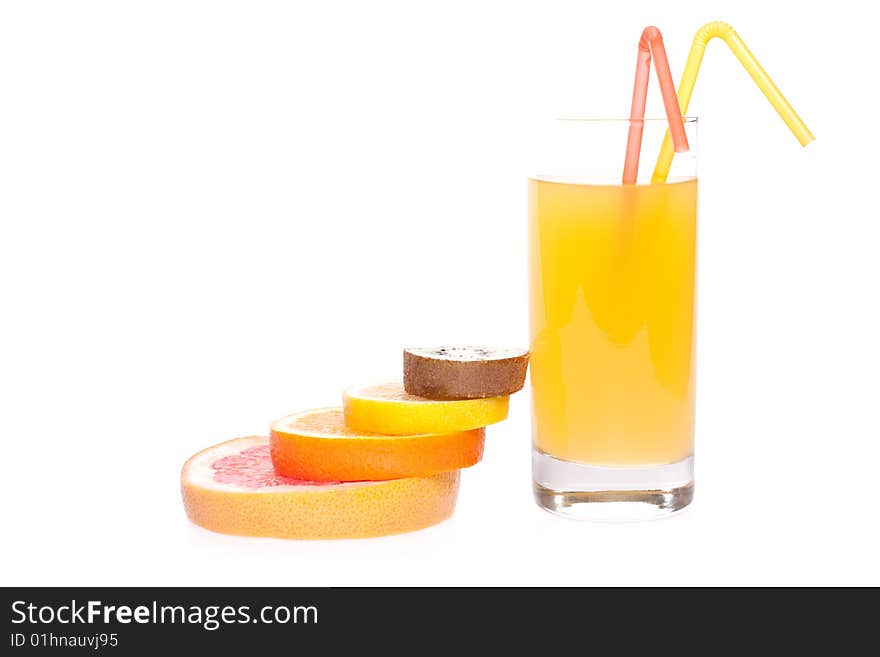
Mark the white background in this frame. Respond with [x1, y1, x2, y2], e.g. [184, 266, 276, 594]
[2, 0, 877, 586]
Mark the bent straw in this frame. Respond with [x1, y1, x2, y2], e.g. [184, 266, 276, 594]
[623, 26, 689, 184]
[651, 21, 814, 183]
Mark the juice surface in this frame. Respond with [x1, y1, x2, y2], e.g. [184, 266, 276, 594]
[528, 177, 697, 466]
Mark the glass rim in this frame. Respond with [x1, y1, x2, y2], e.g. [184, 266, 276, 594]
[554, 116, 698, 124]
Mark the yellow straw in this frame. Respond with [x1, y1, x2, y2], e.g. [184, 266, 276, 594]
[651, 21, 814, 183]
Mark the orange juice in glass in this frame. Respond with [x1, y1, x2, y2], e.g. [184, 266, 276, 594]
[529, 118, 698, 519]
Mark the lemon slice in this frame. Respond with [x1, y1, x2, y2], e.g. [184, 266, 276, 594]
[343, 382, 509, 435]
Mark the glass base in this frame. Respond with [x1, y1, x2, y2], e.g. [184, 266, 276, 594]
[532, 450, 694, 521]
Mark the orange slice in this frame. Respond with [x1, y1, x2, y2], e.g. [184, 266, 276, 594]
[270, 407, 484, 481]
[181, 436, 459, 539]
[343, 382, 509, 435]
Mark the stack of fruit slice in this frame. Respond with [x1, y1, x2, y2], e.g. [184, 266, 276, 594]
[181, 346, 528, 539]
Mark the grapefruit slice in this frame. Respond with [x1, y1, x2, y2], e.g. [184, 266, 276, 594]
[270, 408, 484, 481]
[343, 381, 509, 435]
[181, 436, 459, 539]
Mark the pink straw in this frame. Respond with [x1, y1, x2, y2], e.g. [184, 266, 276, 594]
[622, 26, 689, 184]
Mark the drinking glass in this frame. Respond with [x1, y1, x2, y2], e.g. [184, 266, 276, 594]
[529, 117, 698, 520]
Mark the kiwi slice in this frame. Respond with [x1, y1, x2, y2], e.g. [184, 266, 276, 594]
[403, 346, 529, 400]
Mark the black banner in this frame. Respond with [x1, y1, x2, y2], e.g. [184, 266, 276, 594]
[1, 587, 871, 653]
